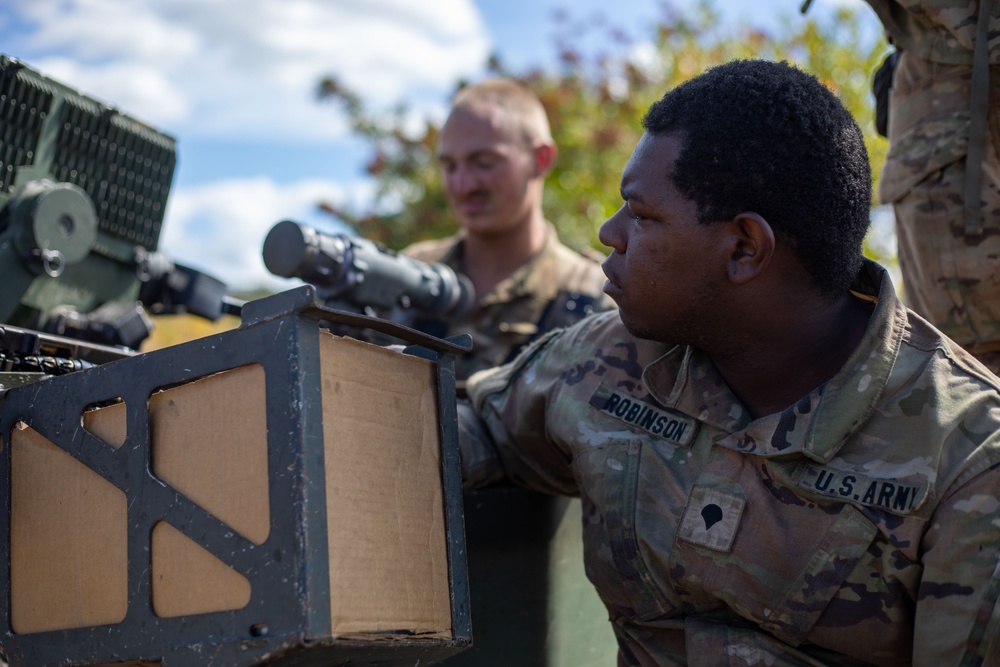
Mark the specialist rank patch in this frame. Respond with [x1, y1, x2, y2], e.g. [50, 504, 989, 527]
[797, 463, 928, 515]
[589, 383, 696, 446]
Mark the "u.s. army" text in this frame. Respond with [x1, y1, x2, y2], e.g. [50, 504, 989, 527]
[798, 464, 926, 515]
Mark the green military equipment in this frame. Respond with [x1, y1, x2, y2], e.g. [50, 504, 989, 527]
[0, 54, 177, 339]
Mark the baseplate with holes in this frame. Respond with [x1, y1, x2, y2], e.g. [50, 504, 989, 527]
[0, 285, 472, 666]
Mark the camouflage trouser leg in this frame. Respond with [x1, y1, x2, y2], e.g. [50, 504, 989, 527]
[891, 61, 1000, 375]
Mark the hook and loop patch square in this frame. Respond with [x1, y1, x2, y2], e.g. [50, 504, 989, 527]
[678, 486, 746, 553]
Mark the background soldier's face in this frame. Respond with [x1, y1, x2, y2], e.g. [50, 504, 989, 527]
[437, 103, 540, 238]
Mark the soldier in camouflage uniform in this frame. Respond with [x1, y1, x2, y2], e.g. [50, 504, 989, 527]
[458, 60, 1000, 665]
[402, 78, 613, 386]
[866, 0, 1000, 374]
[406, 78, 619, 667]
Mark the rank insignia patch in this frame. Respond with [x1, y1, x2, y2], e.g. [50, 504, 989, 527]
[677, 486, 746, 552]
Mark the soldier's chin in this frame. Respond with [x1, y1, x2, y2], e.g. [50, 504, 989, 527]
[459, 217, 508, 238]
[617, 311, 652, 341]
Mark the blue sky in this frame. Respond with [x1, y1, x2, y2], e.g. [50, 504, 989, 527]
[1, 0, 880, 292]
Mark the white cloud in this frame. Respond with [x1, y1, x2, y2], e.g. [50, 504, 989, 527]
[8, 0, 490, 141]
[18, 0, 202, 62]
[161, 177, 374, 292]
[27, 56, 192, 125]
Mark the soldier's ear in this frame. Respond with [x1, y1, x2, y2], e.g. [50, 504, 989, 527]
[533, 142, 557, 177]
[723, 212, 774, 286]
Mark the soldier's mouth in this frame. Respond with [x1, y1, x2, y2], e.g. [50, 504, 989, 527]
[601, 262, 620, 290]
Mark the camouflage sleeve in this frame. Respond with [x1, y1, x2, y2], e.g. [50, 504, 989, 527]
[463, 328, 580, 497]
[915, 463, 1000, 665]
[456, 398, 503, 491]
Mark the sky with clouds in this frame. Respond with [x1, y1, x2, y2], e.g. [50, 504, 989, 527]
[0, 0, 879, 293]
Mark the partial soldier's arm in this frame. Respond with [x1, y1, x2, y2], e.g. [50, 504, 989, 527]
[458, 326, 583, 495]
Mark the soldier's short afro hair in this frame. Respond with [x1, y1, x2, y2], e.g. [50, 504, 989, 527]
[643, 59, 872, 298]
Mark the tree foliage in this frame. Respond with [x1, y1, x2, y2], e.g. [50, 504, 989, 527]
[316, 1, 891, 261]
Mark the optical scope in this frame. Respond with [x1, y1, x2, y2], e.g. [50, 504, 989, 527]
[262, 219, 475, 320]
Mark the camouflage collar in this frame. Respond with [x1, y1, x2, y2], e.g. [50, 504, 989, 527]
[642, 260, 904, 463]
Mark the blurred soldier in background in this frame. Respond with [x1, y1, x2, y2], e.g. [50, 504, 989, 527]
[405, 78, 618, 667]
[866, 0, 1000, 374]
[404, 78, 614, 388]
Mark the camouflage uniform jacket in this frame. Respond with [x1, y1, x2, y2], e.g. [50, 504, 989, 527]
[403, 225, 614, 382]
[864, 0, 1000, 66]
[459, 259, 1000, 666]
[867, 0, 1000, 364]
[869, 0, 1000, 203]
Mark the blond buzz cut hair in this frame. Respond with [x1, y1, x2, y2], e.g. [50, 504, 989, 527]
[450, 78, 553, 148]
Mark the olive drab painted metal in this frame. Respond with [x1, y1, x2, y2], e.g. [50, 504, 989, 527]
[0, 54, 176, 334]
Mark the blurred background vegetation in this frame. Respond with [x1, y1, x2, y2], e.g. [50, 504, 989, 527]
[144, 0, 893, 351]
